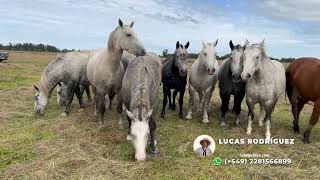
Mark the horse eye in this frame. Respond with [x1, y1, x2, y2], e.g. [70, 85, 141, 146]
[256, 56, 259, 59]
[126, 33, 132, 37]
[204, 53, 207, 56]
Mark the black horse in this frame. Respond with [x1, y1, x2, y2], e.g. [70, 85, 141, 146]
[218, 40, 246, 126]
[160, 41, 189, 118]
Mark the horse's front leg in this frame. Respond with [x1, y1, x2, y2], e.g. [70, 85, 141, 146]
[220, 92, 230, 126]
[202, 86, 214, 123]
[233, 91, 245, 126]
[62, 83, 76, 116]
[91, 86, 98, 116]
[172, 90, 178, 110]
[178, 88, 185, 118]
[303, 100, 320, 143]
[75, 85, 85, 112]
[263, 100, 277, 140]
[149, 115, 159, 157]
[116, 91, 123, 129]
[197, 90, 203, 112]
[97, 91, 107, 129]
[186, 84, 195, 119]
[160, 86, 169, 118]
[246, 98, 255, 135]
[168, 90, 172, 109]
[85, 85, 92, 102]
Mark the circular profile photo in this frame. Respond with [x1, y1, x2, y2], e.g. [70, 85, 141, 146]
[193, 135, 215, 157]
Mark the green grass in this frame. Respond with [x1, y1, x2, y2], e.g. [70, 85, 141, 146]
[0, 51, 319, 179]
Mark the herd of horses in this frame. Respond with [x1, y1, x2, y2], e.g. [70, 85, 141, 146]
[33, 19, 320, 161]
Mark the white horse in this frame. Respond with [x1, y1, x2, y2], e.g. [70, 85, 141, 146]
[87, 19, 146, 128]
[240, 40, 285, 139]
[186, 40, 219, 123]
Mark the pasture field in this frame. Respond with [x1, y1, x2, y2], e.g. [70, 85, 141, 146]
[0, 51, 320, 179]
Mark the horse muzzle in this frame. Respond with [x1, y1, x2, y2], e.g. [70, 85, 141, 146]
[207, 68, 215, 75]
[241, 72, 251, 80]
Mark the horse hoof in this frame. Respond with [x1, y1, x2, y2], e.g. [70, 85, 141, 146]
[150, 150, 160, 158]
[202, 119, 209, 123]
[246, 130, 252, 135]
[171, 106, 176, 111]
[220, 122, 226, 127]
[160, 114, 165, 119]
[265, 135, 271, 140]
[185, 114, 192, 119]
[303, 133, 310, 144]
[126, 134, 132, 141]
[293, 126, 300, 133]
[61, 112, 67, 117]
[78, 108, 84, 112]
[179, 114, 184, 118]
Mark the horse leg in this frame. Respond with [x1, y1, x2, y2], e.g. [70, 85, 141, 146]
[160, 86, 169, 118]
[178, 88, 185, 118]
[75, 85, 85, 112]
[220, 92, 231, 127]
[197, 90, 203, 112]
[108, 92, 116, 110]
[92, 86, 98, 116]
[149, 116, 159, 157]
[263, 99, 277, 140]
[246, 98, 255, 135]
[186, 84, 195, 120]
[61, 83, 76, 116]
[168, 90, 173, 110]
[85, 85, 92, 102]
[172, 90, 178, 110]
[126, 115, 132, 140]
[202, 86, 214, 123]
[258, 105, 266, 127]
[303, 100, 320, 144]
[234, 91, 245, 126]
[116, 91, 123, 129]
[97, 91, 106, 129]
[290, 88, 301, 133]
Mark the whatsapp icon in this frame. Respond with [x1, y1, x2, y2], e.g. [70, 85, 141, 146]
[213, 157, 222, 166]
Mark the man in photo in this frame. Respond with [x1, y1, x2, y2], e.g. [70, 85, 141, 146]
[196, 138, 212, 157]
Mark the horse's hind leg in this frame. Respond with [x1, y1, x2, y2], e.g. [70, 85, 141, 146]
[168, 90, 173, 110]
[258, 105, 266, 127]
[293, 97, 308, 133]
[246, 98, 255, 135]
[116, 91, 123, 129]
[186, 84, 195, 119]
[62, 83, 76, 116]
[220, 92, 231, 126]
[178, 88, 186, 118]
[75, 85, 85, 112]
[149, 115, 159, 157]
[85, 85, 92, 102]
[160, 86, 169, 118]
[108, 92, 116, 110]
[172, 90, 178, 110]
[233, 92, 245, 126]
[303, 100, 320, 143]
[97, 91, 106, 129]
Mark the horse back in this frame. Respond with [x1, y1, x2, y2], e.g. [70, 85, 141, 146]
[286, 58, 320, 101]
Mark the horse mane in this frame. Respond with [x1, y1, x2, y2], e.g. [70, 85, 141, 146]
[39, 68, 49, 97]
[107, 27, 120, 52]
[247, 44, 268, 59]
[130, 65, 151, 121]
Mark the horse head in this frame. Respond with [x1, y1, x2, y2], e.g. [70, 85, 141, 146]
[173, 41, 189, 77]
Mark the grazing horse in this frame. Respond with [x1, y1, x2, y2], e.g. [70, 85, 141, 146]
[240, 40, 285, 139]
[121, 53, 162, 161]
[218, 40, 247, 126]
[286, 58, 320, 143]
[34, 51, 90, 116]
[56, 82, 91, 108]
[160, 41, 189, 118]
[185, 40, 219, 123]
[87, 19, 146, 128]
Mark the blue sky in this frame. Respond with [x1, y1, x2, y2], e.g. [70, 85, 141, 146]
[1, 0, 320, 58]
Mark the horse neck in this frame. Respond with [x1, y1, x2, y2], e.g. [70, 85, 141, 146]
[171, 58, 179, 74]
[107, 49, 123, 68]
[40, 66, 60, 97]
[255, 57, 273, 80]
[196, 56, 208, 74]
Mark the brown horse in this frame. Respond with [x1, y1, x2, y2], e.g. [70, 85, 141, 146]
[286, 58, 320, 143]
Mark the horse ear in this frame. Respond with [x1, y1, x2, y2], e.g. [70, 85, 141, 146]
[201, 41, 206, 48]
[245, 39, 249, 47]
[33, 85, 39, 91]
[185, 41, 190, 49]
[118, 18, 123, 27]
[126, 110, 135, 120]
[260, 39, 265, 48]
[176, 41, 180, 49]
[229, 40, 234, 50]
[214, 38, 218, 47]
[145, 109, 153, 121]
[129, 21, 134, 28]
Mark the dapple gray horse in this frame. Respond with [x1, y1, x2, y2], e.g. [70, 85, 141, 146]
[34, 51, 90, 116]
[87, 19, 146, 128]
[240, 40, 285, 139]
[121, 53, 162, 161]
[186, 40, 219, 123]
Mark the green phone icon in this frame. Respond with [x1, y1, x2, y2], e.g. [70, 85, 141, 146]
[213, 157, 222, 166]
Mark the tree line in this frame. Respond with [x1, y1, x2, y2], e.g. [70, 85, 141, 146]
[0, 43, 73, 53]
[162, 49, 295, 62]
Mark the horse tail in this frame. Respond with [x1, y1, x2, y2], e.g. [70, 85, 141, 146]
[285, 68, 292, 105]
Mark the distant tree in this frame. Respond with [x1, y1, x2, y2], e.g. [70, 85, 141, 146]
[162, 49, 168, 57]
[0, 42, 72, 52]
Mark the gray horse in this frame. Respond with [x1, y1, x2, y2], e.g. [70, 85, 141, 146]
[186, 40, 219, 123]
[34, 51, 90, 116]
[87, 19, 146, 128]
[218, 40, 247, 126]
[121, 53, 162, 161]
[240, 40, 285, 139]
